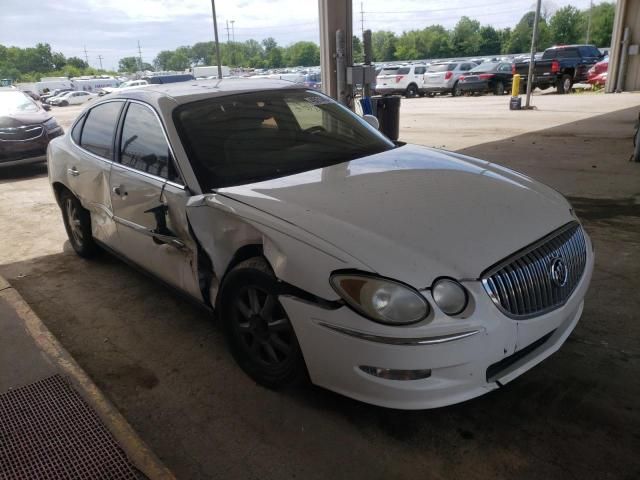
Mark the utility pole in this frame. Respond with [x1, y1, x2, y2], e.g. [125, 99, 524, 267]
[210, 0, 223, 79]
[97, 55, 103, 70]
[360, 2, 364, 37]
[83, 46, 89, 66]
[137, 40, 143, 71]
[524, 0, 541, 109]
[586, 0, 593, 44]
[226, 20, 231, 42]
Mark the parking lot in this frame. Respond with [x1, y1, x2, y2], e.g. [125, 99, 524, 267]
[1, 93, 639, 479]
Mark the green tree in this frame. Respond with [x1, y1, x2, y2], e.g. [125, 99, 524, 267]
[166, 52, 190, 71]
[284, 41, 320, 66]
[449, 17, 481, 56]
[352, 36, 364, 63]
[263, 37, 283, 68]
[118, 56, 140, 72]
[371, 31, 397, 62]
[478, 26, 502, 56]
[66, 56, 88, 69]
[549, 6, 585, 45]
[588, 2, 615, 47]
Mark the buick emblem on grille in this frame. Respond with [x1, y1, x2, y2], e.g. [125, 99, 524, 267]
[549, 257, 568, 287]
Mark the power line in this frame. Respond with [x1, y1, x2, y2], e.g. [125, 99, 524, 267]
[97, 55, 103, 70]
[364, 0, 511, 15]
[137, 40, 143, 71]
[360, 2, 365, 37]
[83, 46, 89, 66]
[231, 20, 235, 42]
[226, 20, 231, 42]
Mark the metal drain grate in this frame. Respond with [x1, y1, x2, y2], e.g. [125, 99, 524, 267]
[0, 374, 141, 479]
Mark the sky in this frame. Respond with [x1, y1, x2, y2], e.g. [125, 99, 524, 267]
[0, 0, 599, 70]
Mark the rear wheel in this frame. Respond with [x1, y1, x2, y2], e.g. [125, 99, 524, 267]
[219, 257, 307, 388]
[405, 84, 418, 98]
[60, 190, 99, 258]
[60, 100, 69, 106]
[557, 74, 572, 94]
[452, 82, 461, 97]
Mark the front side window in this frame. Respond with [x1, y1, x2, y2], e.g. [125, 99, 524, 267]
[119, 103, 178, 181]
[80, 102, 122, 159]
[174, 90, 395, 190]
[414, 66, 426, 75]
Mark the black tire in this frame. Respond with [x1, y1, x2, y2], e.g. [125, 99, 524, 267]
[60, 189, 99, 258]
[219, 257, 307, 389]
[451, 82, 461, 97]
[556, 74, 572, 94]
[60, 100, 69, 106]
[405, 84, 418, 98]
[494, 81, 505, 96]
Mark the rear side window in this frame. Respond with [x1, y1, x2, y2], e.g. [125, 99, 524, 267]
[414, 66, 426, 74]
[397, 67, 410, 74]
[119, 103, 180, 182]
[427, 64, 454, 73]
[460, 63, 473, 71]
[71, 114, 85, 144]
[80, 102, 122, 159]
[579, 46, 600, 58]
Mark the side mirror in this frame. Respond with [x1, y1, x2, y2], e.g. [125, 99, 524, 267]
[42, 104, 51, 111]
[363, 114, 379, 130]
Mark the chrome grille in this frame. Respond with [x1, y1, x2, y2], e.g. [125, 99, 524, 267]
[0, 125, 44, 141]
[482, 222, 587, 319]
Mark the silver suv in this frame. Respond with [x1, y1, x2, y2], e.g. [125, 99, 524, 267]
[423, 62, 476, 96]
[375, 64, 427, 97]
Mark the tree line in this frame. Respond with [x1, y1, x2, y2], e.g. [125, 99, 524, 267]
[1, 2, 615, 81]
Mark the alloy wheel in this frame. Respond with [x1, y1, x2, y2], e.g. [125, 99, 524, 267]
[65, 198, 84, 248]
[232, 285, 294, 367]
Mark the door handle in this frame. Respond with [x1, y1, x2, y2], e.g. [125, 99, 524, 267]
[68, 167, 79, 177]
[112, 185, 127, 197]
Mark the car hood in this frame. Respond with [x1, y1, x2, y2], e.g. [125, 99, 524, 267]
[0, 110, 50, 127]
[217, 145, 574, 287]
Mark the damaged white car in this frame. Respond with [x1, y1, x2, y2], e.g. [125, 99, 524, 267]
[47, 80, 593, 409]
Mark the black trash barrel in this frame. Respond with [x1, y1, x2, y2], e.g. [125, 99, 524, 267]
[372, 95, 401, 141]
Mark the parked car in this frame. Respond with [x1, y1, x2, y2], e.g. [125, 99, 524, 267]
[303, 72, 322, 90]
[513, 45, 603, 94]
[41, 88, 73, 103]
[0, 88, 63, 167]
[423, 61, 476, 96]
[99, 80, 150, 96]
[587, 56, 609, 87]
[458, 62, 513, 95]
[49, 90, 98, 106]
[375, 64, 427, 97]
[143, 74, 195, 84]
[48, 80, 593, 409]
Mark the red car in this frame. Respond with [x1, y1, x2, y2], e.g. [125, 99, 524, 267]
[588, 57, 608, 86]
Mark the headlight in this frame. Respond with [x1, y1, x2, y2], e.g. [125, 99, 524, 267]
[330, 273, 429, 325]
[43, 117, 60, 131]
[431, 278, 468, 316]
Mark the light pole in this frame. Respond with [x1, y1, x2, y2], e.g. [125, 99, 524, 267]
[525, 0, 542, 109]
[209, 0, 223, 79]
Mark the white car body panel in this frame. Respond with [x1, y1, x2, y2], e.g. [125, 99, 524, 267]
[47, 79, 594, 409]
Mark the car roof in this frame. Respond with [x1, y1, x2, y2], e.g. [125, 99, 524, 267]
[106, 78, 302, 106]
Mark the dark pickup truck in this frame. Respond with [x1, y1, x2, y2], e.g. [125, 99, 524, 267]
[514, 45, 604, 94]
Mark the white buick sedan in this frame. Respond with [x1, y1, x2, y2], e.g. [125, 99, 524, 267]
[47, 80, 593, 409]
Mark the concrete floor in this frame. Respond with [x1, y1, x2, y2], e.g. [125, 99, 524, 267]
[1, 93, 639, 479]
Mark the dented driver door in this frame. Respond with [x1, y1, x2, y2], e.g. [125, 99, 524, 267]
[109, 101, 200, 299]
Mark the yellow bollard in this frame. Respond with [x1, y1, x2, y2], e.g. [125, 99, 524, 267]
[511, 74, 521, 97]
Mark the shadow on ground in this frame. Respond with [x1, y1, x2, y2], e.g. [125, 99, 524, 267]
[0, 163, 47, 184]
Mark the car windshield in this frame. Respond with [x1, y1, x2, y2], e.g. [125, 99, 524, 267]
[0, 91, 39, 115]
[470, 62, 499, 73]
[427, 64, 455, 73]
[174, 89, 395, 190]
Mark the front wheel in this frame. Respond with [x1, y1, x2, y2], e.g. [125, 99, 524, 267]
[451, 82, 461, 97]
[494, 81, 505, 96]
[60, 190, 99, 258]
[60, 100, 69, 107]
[219, 257, 307, 388]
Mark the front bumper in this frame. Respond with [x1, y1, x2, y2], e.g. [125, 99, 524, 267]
[281, 238, 593, 410]
[0, 128, 63, 168]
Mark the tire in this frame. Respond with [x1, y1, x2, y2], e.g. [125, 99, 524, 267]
[60, 100, 69, 107]
[451, 82, 461, 97]
[60, 189, 99, 258]
[556, 74, 572, 94]
[405, 84, 418, 98]
[219, 257, 307, 389]
[494, 81, 505, 96]
[426, 92, 436, 98]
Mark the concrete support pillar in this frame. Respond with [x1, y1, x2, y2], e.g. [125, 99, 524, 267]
[318, 0, 352, 100]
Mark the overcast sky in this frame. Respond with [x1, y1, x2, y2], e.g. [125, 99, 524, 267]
[1, 0, 598, 70]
